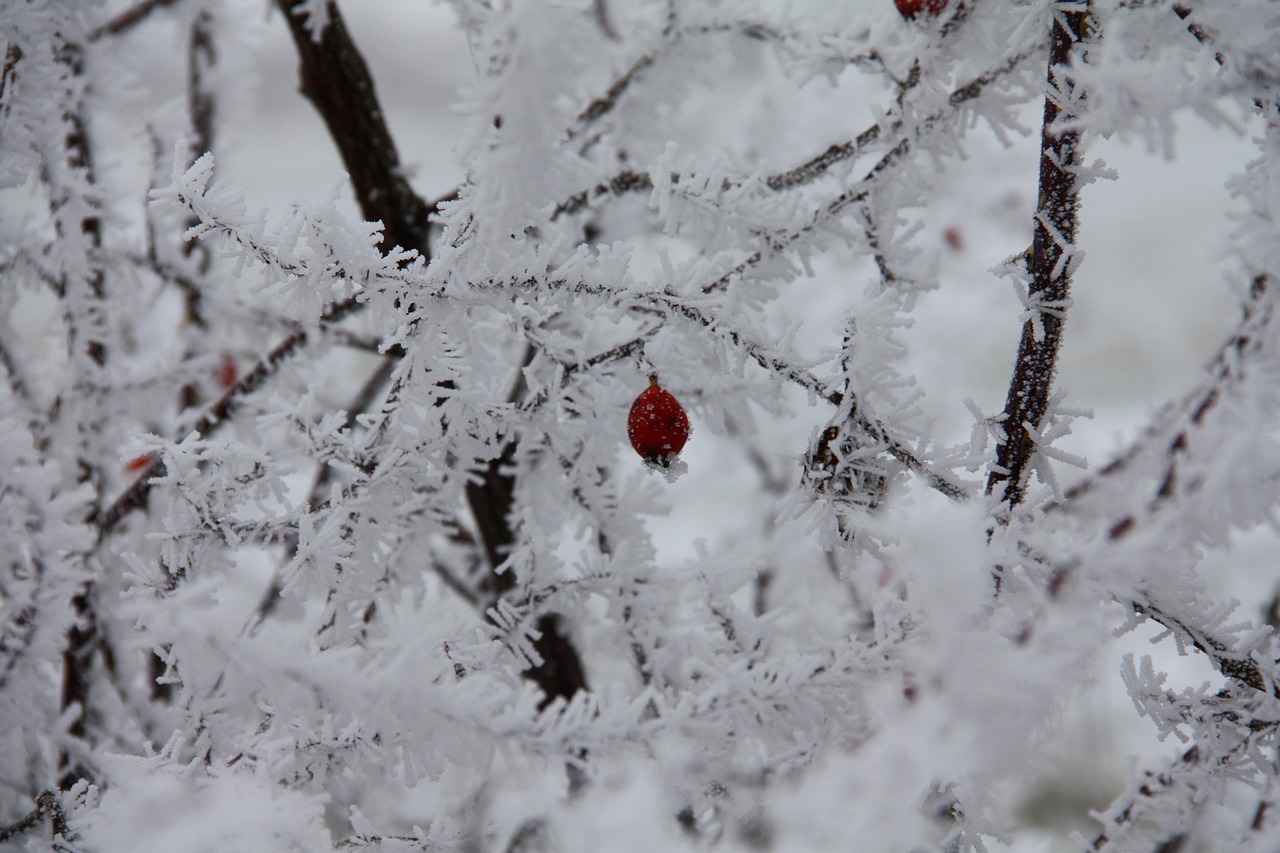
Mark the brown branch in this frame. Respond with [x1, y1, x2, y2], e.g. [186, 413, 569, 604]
[0, 327, 33, 407]
[277, 1, 586, 707]
[53, 39, 112, 792]
[468, 346, 591, 709]
[1171, 4, 1223, 65]
[986, 6, 1091, 510]
[276, 0, 433, 255]
[572, 54, 655, 135]
[1092, 744, 1202, 850]
[1154, 275, 1268, 502]
[0, 790, 68, 844]
[0, 43, 21, 111]
[88, 0, 183, 41]
[186, 11, 216, 162]
[568, 20, 804, 146]
[94, 295, 364, 535]
[551, 169, 653, 220]
[766, 125, 884, 192]
[554, 47, 1027, 232]
[1132, 599, 1275, 697]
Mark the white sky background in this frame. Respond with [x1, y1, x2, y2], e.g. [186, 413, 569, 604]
[90, 1, 1274, 847]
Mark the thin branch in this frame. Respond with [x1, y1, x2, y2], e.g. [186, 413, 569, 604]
[645, 289, 969, 500]
[551, 169, 653, 220]
[571, 53, 655, 136]
[1132, 599, 1275, 697]
[0, 327, 34, 408]
[54, 39, 112, 792]
[568, 20, 804, 144]
[0, 557, 41, 692]
[553, 48, 1028, 227]
[186, 11, 216, 164]
[0, 790, 68, 844]
[1171, 3, 1224, 65]
[88, 0, 182, 41]
[1091, 744, 1203, 851]
[1061, 275, 1272, 520]
[0, 43, 21, 111]
[246, 352, 459, 632]
[94, 295, 364, 535]
[590, 0, 621, 41]
[986, 5, 1091, 510]
[765, 124, 884, 192]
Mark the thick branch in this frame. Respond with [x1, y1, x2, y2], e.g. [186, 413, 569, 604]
[276, 0, 432, 254]
[276, 1, 586, 707]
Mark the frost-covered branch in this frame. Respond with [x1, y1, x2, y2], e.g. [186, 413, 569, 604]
[554, 48, 1031, 222]
[94, 294, 364, 536]
[274, 2, 587, 709]
[986, 2, 1092, 511]
[0, 790, 68, 845]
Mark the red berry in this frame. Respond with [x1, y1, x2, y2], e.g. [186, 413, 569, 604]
[215, 354, 238, 390]
[894, 0, 948, 19]
[943, 225, 964, 251]
[123, 452, 157, 477]
[628, 376, 690, 466]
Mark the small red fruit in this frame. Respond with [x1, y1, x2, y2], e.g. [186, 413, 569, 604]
[943, 225, 964, 252]
[628, 375, 690, 466]
[215, 354, 239, 390]
[123, 452, 157, 477]
[894, 0, 948, 19]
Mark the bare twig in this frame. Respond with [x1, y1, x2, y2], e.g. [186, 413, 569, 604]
[89, 0, 182, 41]
[276, 0, 432, 254]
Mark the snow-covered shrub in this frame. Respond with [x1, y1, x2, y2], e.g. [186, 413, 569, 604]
[3, 1, 1279, 850]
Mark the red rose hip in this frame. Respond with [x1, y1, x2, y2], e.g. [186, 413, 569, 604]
[628, 375, 690, 466]
[894, 0, 948, 19]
